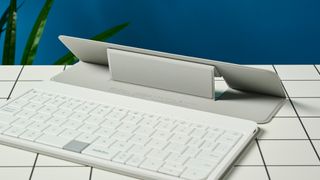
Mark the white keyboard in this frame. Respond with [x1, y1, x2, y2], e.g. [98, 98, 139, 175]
[0, 87, 257, 180]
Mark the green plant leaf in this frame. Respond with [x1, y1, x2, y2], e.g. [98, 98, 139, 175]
[0, 7, 10, 38]
[2, 0, 17, 65]
[20, 0, 53, 65]
[53, 22, 129, 65]
[0, 0, 25, 38]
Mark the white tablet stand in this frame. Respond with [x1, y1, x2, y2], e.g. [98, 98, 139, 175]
[52, 36, 287, 123]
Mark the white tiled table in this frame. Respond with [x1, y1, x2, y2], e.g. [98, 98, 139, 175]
[0, 65, 319, 180]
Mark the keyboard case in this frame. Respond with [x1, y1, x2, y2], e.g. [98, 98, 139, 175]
[52, 60, 286, 123]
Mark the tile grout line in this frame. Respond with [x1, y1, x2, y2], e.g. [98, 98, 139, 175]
[7, 66, 24, 100]
[272, 65, 320, 161]
[255, 138, 271, 180]
[314, 65, 320, 75]
[89, 167, 93, 180]
[28, 153, 39, 180]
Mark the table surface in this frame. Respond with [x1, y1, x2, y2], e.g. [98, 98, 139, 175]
[0, 65, 320, 180]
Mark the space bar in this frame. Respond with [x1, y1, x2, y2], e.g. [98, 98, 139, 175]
[36, 135, 71, 148]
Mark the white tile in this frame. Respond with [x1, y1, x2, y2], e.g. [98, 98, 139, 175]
[0, 82, 14, 98]
[0, 144, 37, 166]
[268, 166, 320, 180]
[0, 167, 32, 180]
[258, 118, 307, 139]
[245, 65, 275, 72]
[0, 65, 22, 80]
[259, 140, 320, 165]
[283, 81, 320, 97]
[302, 119, 320, 139]
[274, 65, 320, 80]
[235, 141, 264, 165]
[10, 81, 42, 98]
[274, 100, 296, 117]
[91, 168, 138, 180]
[31, 167, 90, 180]
[315, 65, 320, 73]
[312, 140, 320, 153]
[292, 98, 320, 116]
[19, 66, 64, 80]
[224, 167, 268, 180]
[36, 155, 83, 167]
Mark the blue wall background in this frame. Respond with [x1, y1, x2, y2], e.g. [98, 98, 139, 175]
[1, 0, 320, 65]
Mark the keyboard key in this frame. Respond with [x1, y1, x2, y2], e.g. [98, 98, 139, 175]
[185, 158, 217, 171]
[129, 134, 149, 145]
[165, 153, 189, 165]
[111, 131, 132, 141]
[44, 98, 65, 107]
[122, 115, 142, 124]
[27, 122, 50, 132]
[38, 106, 58, 115]
[180, 167, 212, 180]
[60, 100, 82, 110]
[3, 127, 26, 137]
[15, 109, 36, 119]
[63, 140, 89, 153]
[36, 134, 71, 148]
[9, 99, 29, 108]
[61, 120, 82, 130]
[197, 150, 224, 163]
[0, 123, 11, 133]
[128, 144, 151, 156]
[76, 133, 98, 143]
[146, 138, 168, 149]
[24, 102, 43, 111]
[59, 129, 81, 139]
[134, 126, 154, 136]
[54, 109, 73, 118]
[112, 152, 132, 164]
[78, 123, 99, 133]
[11, 118, 33, 128]
[74, 102, 98, 113]
[0, 114, 18, 124]
[31, 113, 51, 122]
[100, 120, 121, 129]
[89, 106, 112, 117]
[94, 127, 116, 138]
[43, 125, 65, 135]
[82, 145, 118, 160]
[117, 122, 137, 133]
[110, 141, 133, 151]
[159, 165, 183, 177]
[170, 134, 190, 144]
[140, 158, 164, 171]
[152, 130, 172, 140]
[146, 149, 169, 161]
[0, 106, 21, 115]
[93, 137, 116, 147]
[126, 155, 145, 167]
[47, 116, 66, 126]
[19, 130, 43, 141]
[85, 116, 105, 125]
[165, 142, 187, 154]
[29, 95, 50, 104]
[68, 112, 89, 122]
